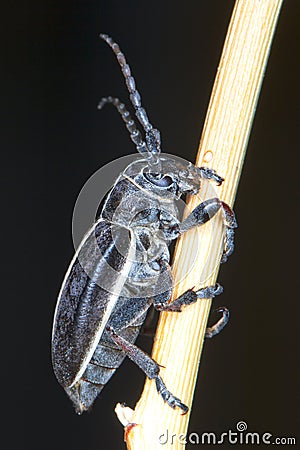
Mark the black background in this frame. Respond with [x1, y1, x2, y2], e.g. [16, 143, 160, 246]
[2, 1, 299, 449]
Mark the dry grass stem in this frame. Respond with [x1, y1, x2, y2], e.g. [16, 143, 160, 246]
[119, 1, 284, 448]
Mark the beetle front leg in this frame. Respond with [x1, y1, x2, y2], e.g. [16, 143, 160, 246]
[178, 198, 237, 262]
[106, 326, 188, 414]
[219, 201, 238, 262]
[196, 166, 224, 185]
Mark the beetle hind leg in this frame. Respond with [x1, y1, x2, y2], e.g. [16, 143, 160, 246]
[155, 375, 188, 414]
[106, 326, 189, 414]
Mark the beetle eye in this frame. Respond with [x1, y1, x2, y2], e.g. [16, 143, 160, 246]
[144, 172, 173, 188]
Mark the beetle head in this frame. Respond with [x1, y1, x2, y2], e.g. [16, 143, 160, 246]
[124, 156, 201, 200]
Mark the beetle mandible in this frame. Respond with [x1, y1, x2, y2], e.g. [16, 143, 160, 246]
[51, 34, 237, 414]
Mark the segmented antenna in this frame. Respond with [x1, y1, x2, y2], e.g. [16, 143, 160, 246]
[98, 96, 148, 154]
[100, 34, 161, 170]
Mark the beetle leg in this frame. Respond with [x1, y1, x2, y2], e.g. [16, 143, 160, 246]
[196, 166, 224, 185]
[153, 283, 223, 312]
[106, 326, 188, 414]
[219, 201, 238, 262]
[153, 273, 229, 337]
[205, 307, 230, 338]
[179, 198, 237, 262]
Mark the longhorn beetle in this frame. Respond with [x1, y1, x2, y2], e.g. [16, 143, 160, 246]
[52, 34, 237, 414]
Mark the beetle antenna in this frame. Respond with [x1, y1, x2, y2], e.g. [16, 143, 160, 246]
[98, 96, 149, 155]
[100, 34, 161, 172]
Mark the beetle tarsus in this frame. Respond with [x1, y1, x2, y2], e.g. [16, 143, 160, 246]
[197, 166, 224, 185]
[155, 375, 188, 414]
[205, 307, 230, 338]
[196, 283, 223, 299]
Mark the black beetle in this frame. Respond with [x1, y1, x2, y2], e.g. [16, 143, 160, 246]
[51, 34, 237, 414]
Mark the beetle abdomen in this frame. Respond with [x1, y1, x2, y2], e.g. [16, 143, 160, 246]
[52, 218, 135, 389]
[65, 323, 143, 413]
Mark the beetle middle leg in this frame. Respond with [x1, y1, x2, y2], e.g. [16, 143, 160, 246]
[151, 262, 228, 337]
[205, 307, 230, 338]
[153, 283, 223, 312]
[106, 325, 189, 414]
